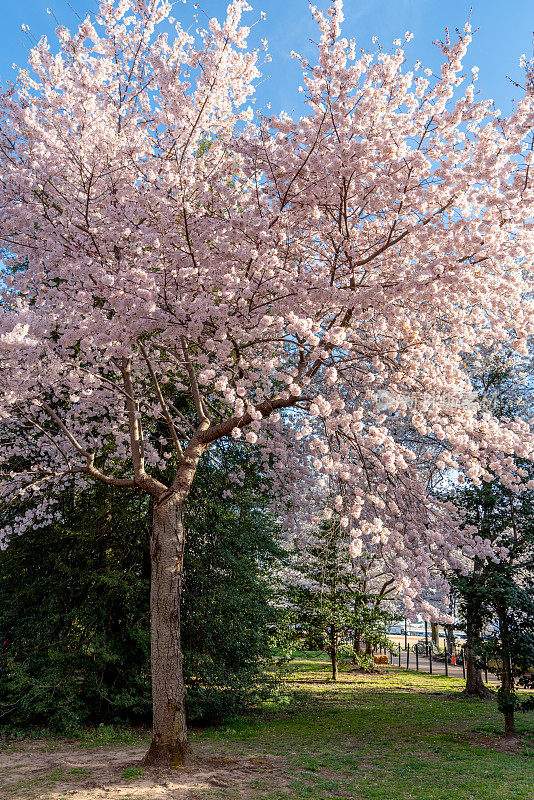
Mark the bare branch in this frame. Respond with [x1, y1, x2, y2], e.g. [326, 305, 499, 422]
[167, 401, 197, 436]
[40, 401, 92, 458]
[80, 460, 137, 488]
[180, 337, 210, 426]
[138, 341, 184, 458]
[119, 356, 146, 479]
[14, 405, 71, 467]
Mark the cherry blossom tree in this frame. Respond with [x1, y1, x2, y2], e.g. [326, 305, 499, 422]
[1, 0, 534, 765]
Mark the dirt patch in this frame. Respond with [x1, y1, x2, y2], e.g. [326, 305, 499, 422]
[462, 732, 531, 755]
[0, 741, 289, 799]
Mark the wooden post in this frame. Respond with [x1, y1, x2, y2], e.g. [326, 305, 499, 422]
[444, 644, 448, 677]
[425, 621, 429, 654]
[398, 646, 401, 667]
[429, 646, 433, 675]
[406, 644, 410, 671]
[415, 646, 419, 672]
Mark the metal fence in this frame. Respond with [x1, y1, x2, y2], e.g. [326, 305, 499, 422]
[377, 642, 491, 682]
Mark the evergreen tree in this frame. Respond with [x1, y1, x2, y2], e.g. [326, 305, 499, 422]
[450, 469, 534, 735]
[284, 521, 394, 678]
[446, 355, 534, 700]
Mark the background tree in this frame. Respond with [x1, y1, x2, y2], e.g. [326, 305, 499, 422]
[2, 0, 534, 764]
[453, 523, 534, 737]
[485, 563, 534, 739]
[349, 546, 397, 660]
[449, 484, 500, 699]
[285, 522, 355, 680]
[284, 519, 395, 676]
[447, 355, 534, 699]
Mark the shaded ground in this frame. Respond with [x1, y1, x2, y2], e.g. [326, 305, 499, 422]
[0, 739, 284, 799]
[1, 660, 533, 800]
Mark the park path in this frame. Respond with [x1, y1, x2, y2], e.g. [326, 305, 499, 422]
[391, 647, 499, 684]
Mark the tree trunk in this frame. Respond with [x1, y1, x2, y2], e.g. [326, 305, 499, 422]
[352, 594, 363, 662]
[503, 706, 517, 739]
[330, 624, 338, 681]
[431, 622, 440, 647]
[143, 495, 192, 767]
[465, 642, 492, 699]
[497, 607, 517, 739]
[352, 632, 361, 663]
[464, 615, 492, 699]
[444, 624, 455, 655]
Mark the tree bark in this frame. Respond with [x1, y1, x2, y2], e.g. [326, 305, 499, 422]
[503, 706, 517, 739]
[140, 436, 206, 767]
[497, 606, 517, 739]
[352, 632, 361, 662]
[444, 624, 455, 655]
[465, 642, 492, 699]
[464, 614, 492, 699]
[352, 595, 363, 661]
[431, 622, 440, 647]
[143, 495, 192, 767]
[330, 624, 338, 681]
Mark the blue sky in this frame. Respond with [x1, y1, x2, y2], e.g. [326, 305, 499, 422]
[0, 0, 532, 115]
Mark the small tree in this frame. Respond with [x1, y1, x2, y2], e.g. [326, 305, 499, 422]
[284, 520, 396, 676]
[351, 593, 395, 664]
[285, 522, 353, 680]
[452, 562, 495, 698]
[349, 546, 397, 659]
[448, 356, 534, 700]
[454, 542, 534, 737]
[485, 570, 534, 738]
[450, 439, 534, 731]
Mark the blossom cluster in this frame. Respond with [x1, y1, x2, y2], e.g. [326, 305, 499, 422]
[1, 0, 534, 610]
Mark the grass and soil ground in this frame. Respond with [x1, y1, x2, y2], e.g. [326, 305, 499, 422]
[1, 656, 533, 800]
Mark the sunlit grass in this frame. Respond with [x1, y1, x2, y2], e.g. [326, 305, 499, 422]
[189, 656, 534, 800]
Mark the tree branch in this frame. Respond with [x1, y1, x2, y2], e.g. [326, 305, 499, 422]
[138, 341, 184, 458]
[40, 401, 92, 457]
[119, 357, 146, 479]
[199, 392, 300, 445]
[180, 336, 210, 427]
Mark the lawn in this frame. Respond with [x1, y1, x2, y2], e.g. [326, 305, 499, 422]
[1, 657, 533, 800]
[190, 659, 534, 800]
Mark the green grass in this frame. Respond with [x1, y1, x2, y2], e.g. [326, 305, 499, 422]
[0, 722, 147, 750]
[188, 657, 534, 800]
[2, 766, 90, 796]
[73, 723, 147, 748]
[2, 658, 533, 800]
[121, 766, 146, 780]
